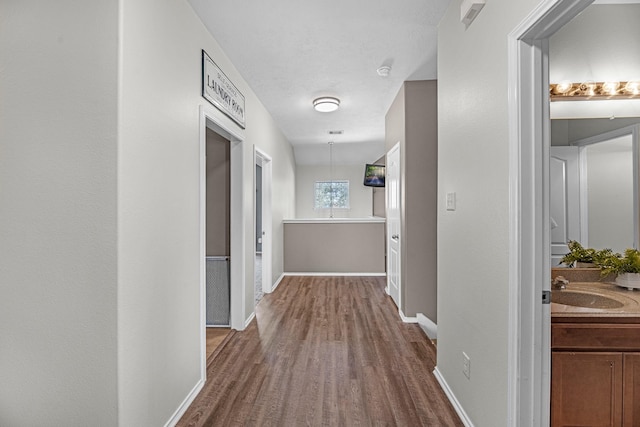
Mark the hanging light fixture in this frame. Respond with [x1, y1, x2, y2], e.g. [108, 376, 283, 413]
[313, 97, 340, 112]
[328, 141, 334, 218]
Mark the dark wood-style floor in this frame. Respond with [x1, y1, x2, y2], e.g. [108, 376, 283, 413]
[206, 327, 231, 360]
[179, 276, 463, 426]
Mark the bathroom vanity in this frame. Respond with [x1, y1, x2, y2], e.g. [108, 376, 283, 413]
[551, 281, 640, 426]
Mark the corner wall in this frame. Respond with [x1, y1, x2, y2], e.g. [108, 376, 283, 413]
[118, 1, 296, 425]
[385, 81, 438, 322]
[0, 1, 119, 425]
[437, 0, 541, 425]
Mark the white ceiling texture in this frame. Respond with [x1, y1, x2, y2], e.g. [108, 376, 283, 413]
[188, 0, 450, 165]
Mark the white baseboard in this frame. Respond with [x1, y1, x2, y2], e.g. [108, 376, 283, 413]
[417, 313, 437, 340]
[284, 272, 386, 277]
[164, 377, 205, 427]
[271, 273, 286, 292]
[399, 309, 418, 323]
[433, 367, 475, 427]
[244, 312, 256, 329]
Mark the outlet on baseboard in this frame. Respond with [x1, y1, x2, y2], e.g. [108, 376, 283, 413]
[462, 352, 471, 379]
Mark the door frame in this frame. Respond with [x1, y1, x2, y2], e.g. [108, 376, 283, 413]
[254, 147, 273, 294]
[507, 0, 593, 425]
[199, 105, 247, 378]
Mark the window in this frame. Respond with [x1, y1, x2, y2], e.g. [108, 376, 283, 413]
[314, 180, 350, 209]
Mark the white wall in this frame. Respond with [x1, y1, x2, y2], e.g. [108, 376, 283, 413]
[119, 0, 295, 425]
[0, 0, 296, 425]
[295, 165, 373, 218]
[0, 1, 119, 426]
[585, 135, 634, 252]
[437, 0, 540, 426]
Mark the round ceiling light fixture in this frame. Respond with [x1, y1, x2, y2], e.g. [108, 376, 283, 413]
[313, 97, 340, 113]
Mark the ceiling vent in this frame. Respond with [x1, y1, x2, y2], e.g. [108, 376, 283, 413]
[328, 130, 344, 135]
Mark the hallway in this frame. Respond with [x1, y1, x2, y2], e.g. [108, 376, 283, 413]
[179, 276, 462, 426]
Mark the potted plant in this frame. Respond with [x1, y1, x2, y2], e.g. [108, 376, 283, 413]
[598, 248, 640, 290]
[560, 241, 612, 268]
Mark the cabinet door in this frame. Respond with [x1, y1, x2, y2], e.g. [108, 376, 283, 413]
[624, 353, 640, 427]
[552, 352, 623, 427]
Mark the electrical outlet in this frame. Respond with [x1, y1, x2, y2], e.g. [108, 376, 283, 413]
[462, 352, 471, 379]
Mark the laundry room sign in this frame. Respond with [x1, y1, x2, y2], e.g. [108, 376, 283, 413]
[202, 50, 246, 129]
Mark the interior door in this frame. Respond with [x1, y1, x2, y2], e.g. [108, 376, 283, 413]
[550, 146, 580, 267]
[386, 143, 401, 307]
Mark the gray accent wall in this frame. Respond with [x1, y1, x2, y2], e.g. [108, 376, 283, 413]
[206, 128, 231, 257]
[372, 155, 386, 218]
[284, 221, 385, 273]
[385, 80, 438, 322]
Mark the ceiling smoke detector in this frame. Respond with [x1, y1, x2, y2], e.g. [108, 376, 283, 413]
[377, 65, 391, 77]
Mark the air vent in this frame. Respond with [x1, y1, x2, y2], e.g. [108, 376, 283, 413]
[328, 130, 343, 135]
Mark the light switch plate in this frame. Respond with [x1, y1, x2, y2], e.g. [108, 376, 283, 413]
[446, 192, 456, 211]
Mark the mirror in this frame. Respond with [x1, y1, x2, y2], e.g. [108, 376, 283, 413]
[551, 120, 640, 262]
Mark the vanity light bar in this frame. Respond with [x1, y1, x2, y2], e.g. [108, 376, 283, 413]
[550, 81, 640, 101]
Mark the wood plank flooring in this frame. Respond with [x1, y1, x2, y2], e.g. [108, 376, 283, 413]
[206, 327, 231, 360]
[179, 276, 463, 426]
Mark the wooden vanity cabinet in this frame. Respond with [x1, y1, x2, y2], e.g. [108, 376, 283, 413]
[551, 321, 640, 427]
[624, 353, 640, 426]
[551, 352, 623, 426]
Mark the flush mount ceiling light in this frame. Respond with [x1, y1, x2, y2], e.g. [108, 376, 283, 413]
[313, 97, 340, 112]
[550, 81, 640, 101]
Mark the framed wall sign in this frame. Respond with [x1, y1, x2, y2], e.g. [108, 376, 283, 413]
[202, 50, 246, 129]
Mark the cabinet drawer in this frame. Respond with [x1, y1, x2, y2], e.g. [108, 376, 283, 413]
[552, 323, 640, 351]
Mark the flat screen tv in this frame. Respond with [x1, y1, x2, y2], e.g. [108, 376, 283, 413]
[363, 164, 385, 187]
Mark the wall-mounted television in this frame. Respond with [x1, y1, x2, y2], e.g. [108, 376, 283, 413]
[363, 164, 385, 187]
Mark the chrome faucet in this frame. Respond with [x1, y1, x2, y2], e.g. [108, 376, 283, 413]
[552, 275, 569, 290]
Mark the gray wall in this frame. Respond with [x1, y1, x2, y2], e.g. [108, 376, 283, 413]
[372, 155, 386, 218]
[206, 128, 231, 257]
[284, 222, 385, 273]
[385, 80, 438, 322]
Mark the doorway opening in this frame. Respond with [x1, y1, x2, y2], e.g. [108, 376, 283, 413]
[198, 105, 246, 378]
[205, 127, 231, 329]
[254, 148, 273, 305]
[507, 0, 594, 425]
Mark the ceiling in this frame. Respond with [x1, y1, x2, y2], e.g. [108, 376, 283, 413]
[188, 0, 450, 165]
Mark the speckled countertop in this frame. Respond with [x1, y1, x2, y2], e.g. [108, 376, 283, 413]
[551, 281, 640, 321]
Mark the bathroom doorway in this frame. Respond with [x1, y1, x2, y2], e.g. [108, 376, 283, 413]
[508, 0, 595, 424]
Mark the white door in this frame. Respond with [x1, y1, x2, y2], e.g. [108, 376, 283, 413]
[386, 143, 401, 307]
[550, 146, 580, 266]
[255, 148, 272, 296]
